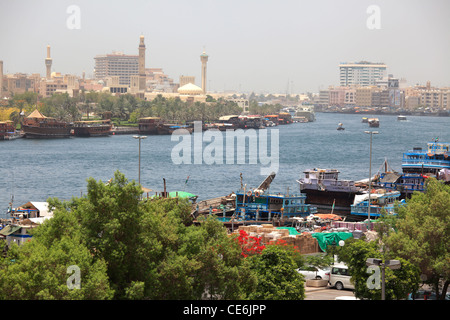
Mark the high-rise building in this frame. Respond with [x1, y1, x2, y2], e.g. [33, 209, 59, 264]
[45, 45, 52, 79]
[94, 52, 139, 86]
[339, 61, 387, 87]
[200, 51, 208, 94]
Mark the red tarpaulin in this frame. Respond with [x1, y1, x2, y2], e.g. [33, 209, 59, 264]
[315, 214, 343, 221]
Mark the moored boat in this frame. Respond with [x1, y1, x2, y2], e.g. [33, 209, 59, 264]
[72, 119, 112, 137]
[234, 190, 316, 222]
[22, 109, 72, 139]
[376, 141, 450, 198]
[297, 168, 365, 213]
[350, 190, 403, 218]
[138, 117, 161, 135]
[0, 121, 23, 140]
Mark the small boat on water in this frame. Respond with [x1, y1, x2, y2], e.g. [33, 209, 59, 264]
[337, 123, 345, 130]
[362, 117, 368, 123]
[72, 119, 112, 137]
[397, 115, 407, 121]
[368, 118, 379, 128]
[22, 109, 72, 139]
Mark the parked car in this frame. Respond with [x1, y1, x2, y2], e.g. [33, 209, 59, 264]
[329, 263, 354, 290]
[407, 290, 450, 300]
[297, 266, 331, 280]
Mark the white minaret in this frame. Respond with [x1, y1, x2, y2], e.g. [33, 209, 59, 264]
[138, 35, 146, 91]
[200, 51, 208, 94]
[0, 60, 3, 98]
[45, 45, 52, 79]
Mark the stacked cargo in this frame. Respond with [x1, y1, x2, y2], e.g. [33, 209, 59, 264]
[231, 224, 319, 255]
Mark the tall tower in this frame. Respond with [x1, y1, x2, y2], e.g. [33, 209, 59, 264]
[200, 51, 208, 94]
[0, 60, 3, 98]
[45, 45, 52, 79]
[138, 35, 146, 91]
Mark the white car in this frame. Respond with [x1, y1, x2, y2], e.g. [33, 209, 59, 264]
[297, 266, 331, 280]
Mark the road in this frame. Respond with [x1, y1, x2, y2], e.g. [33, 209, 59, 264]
[305, 284, 356, 300]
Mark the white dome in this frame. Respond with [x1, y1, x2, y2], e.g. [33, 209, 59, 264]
[178, 83, 203, 95]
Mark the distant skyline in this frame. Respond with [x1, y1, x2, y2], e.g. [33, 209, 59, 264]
[1, 0, 449, 94]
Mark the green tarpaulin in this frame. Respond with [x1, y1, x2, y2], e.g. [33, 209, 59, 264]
[276, 227, 300, 235]
[312, 232, 353, 252]
[168, 191, 198, 199]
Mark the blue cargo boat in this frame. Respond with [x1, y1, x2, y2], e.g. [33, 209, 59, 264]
[234, 190, 317, 222]
[350, 190, 403, 218]
[377, 140, 450, 198]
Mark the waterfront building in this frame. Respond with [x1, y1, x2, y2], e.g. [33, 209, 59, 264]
[94, 52, 139, 86]
[339, 61, 387, 87]
[4, 73, 40, 95]
[145, 68, 176, 93]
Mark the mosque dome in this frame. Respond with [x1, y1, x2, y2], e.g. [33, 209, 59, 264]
[177, 83, 203, 95]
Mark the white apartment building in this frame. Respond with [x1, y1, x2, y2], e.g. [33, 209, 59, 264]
[339, 61, 387, 87]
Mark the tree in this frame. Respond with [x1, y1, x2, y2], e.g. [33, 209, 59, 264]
[334, 238, 420, 300]
[0, 205, 114, 300]
[384, 178, 450, 299]
[246, 245, 305, 300]
[41, 171, 256, 300]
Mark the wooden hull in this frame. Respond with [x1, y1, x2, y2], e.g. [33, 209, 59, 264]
[73, 125, 112, 137]
[23, 125, 72, 139]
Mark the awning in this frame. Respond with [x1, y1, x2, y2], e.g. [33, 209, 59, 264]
[0, 225, 22, 236]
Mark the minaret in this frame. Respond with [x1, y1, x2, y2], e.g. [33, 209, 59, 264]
[45, 45, 52, 79]
[0, 60, 3, 98]
[138, 35, 146, 91]
[200, 51, 209, 94]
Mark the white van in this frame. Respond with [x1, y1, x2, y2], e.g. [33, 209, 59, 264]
[329, 263, 355, 290]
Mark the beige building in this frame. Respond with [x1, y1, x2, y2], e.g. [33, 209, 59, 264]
[94, 52, 139, 86]
[4, 73, 40, 95]
[179, 75, 195, 87]
[355, 86, 377, 107]
[419, 88, 449, 109]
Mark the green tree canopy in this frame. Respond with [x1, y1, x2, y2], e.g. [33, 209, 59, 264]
[384, 178, 450, 299]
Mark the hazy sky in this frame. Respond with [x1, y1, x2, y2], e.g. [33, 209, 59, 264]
[1, 0, 449, 93]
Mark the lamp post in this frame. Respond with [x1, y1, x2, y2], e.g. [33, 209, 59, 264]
[364, 131, 378, 230]
[133, 135, 147, 186]
[366, 258, 401, 300]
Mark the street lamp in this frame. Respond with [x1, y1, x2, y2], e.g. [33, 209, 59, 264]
[133, 135, 147, 186]
[366, 258, 401, 300]
[364, 131, 379, 229]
